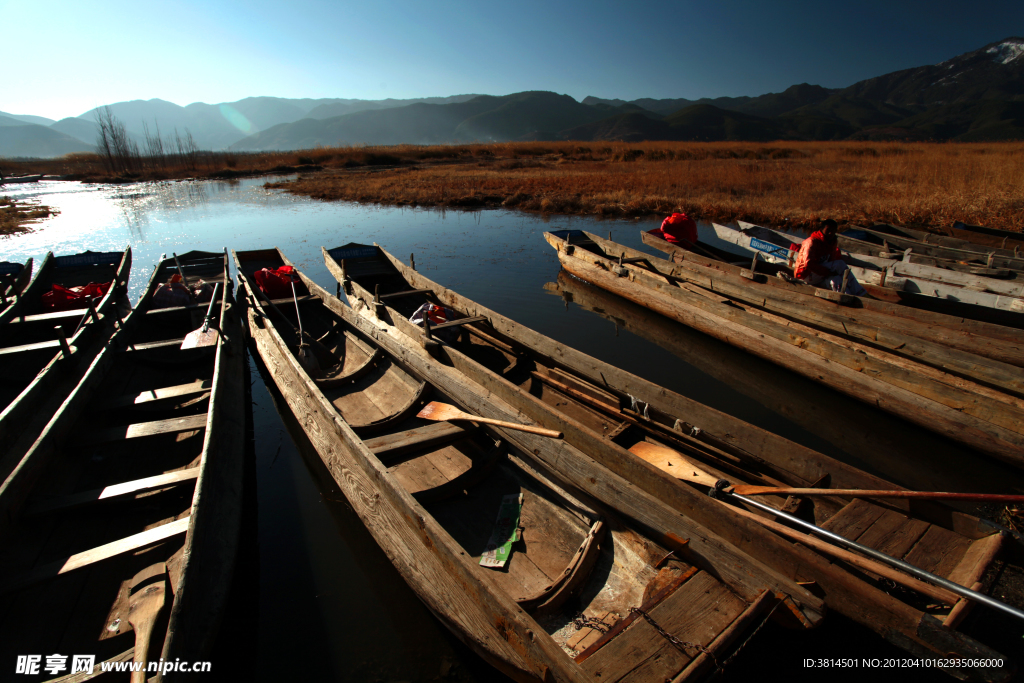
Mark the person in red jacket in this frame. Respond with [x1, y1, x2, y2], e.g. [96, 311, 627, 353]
[649, 212, 698, 246]
[794, 219, 866, 295]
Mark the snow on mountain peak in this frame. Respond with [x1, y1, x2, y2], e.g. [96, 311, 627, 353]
[986, 40, 1024, 65]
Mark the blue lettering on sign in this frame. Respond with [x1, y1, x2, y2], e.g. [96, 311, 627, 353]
[0, 262, 22, 275]
[329, 247, 378, 260]
[55, 252, 122, 268]
[749, 237, 790, 260]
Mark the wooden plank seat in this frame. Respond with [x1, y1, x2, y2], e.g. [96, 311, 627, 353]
[122, 338, 188, 352]
[379, 288, 434, 301]
[4, 308, 87, 325]
[25, 468, 201, 516]
[429, 315, 488, 332]
[108, 379, 213, 409]
[1, 517, 190, 595]
[0, 339, 63, 357]
[84, 413, 207, 446]
[365, 421, 474, 462]
[145, 300, 225, 316]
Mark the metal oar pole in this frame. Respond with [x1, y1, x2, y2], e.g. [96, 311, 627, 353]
[717, 488, 1024, 623]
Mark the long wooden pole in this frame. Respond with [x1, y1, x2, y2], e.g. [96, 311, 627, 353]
[730, 485, 1024, 503]
[629, 442, 1024, 623]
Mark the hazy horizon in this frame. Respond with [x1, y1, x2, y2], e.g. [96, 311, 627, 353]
[3, 0, 1021, 121]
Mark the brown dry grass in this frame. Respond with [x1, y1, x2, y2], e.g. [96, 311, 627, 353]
[265, 141, 1024, 232]
[0, 196, 56, 235]
[7, 141, 1023, 231]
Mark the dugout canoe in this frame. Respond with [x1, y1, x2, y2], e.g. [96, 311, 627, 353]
[544, 230, 1024, 471]
[0, 257, 33, 317]
[325, 241, 1018, 680]
[856, 223, 1024, 255]
[237, 246, 827, 683]
[717, 221, 1024, 327]
[947, 221, 1024, 251]
[734, 222, 1024, 300]
[0, 250, 246, 680]
[842, 224, 1024, 272]
[0, 248, 132, 485]
[542, 270, 1024, 498]
[638, 229, 1024, 369]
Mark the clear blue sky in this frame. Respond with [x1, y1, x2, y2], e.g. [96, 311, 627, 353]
[3, 0, 1021, 120]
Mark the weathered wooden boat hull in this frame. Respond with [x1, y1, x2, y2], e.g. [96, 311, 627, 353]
[0, 251, 246, 679]
[717, 221, 1024, 327]
[948, 222, 1024, 251]
[635, 230, 1024, 388]
[0, 257, 33, 317]
[847, 225, 1024, 272]
[645, 228, 1024, 354]
[543, 270, 1024, 497]
[545, 231, 1024, 472]
[238, 247, 827, 683]
[0, 249, 132, 485]
[326, 243, 1015, 680]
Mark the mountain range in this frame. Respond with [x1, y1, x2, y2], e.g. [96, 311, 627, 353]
[2, 37, 1021, 158]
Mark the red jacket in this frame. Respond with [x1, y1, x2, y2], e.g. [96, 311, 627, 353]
[649, 212, 698, 245]
[794, 231, 841, 279]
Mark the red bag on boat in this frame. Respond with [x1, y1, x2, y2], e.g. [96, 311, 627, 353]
[151, 281, 193, 309]
[649, 212, 698, 245]
[254, 266, 296, 299]
[40, 281, 112, 312]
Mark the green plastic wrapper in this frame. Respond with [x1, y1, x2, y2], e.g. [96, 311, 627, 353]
[479, 493, 523, 568]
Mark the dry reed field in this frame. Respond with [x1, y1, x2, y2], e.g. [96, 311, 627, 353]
[0, 196, 55, 235]
[267, 141, 1024, 232]
[6, 141, 1022, 232]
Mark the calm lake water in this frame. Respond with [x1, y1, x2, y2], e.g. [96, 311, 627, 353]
[3, 177, 1020, 681]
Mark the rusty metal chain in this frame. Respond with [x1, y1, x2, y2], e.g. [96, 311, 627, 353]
[717, 599, 782, 675]
[629, 606, 720, 672]
[572, 612, 611, 634]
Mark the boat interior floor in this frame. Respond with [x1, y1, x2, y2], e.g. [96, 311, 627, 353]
[0, 333, 217, 669]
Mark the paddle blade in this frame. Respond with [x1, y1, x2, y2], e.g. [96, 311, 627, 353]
[629, 442, 720, 488]
[417, 401, 465, 422]
[180, 328, 219, 350]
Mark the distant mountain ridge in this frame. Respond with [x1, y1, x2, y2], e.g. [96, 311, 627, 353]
[1, 37, 1022, 158]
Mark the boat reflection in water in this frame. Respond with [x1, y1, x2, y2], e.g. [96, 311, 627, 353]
[544, 271, 1024, 501]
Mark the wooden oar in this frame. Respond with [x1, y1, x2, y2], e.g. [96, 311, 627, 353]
[628, 441, 1024, 623]
[417, 401, 563, 438]
[631, 442, 1024, 503]
[290, 274, 321, 377]
[180, 283, 220, 349]
[127, 562, 167, 683]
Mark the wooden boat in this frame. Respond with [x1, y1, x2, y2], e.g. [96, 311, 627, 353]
[0, 250, 246, 676]
[0, 257, 34, 317]
[948, 221, 1024, 251]
[736, 221, 1024, 298]
[325, 242, 1018, 680]
[714, 221, 1024, 326]
[542, 270, 1024, 498]
[544, 230, 1024, 470]
[236, 247, 828, 683]
[0, 249, 132, 484]
[0, 174, 42, 184]
[856, 222, 1024, 259]
[843, 224, 1024, 272]
[638, 229, 1024, 369]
